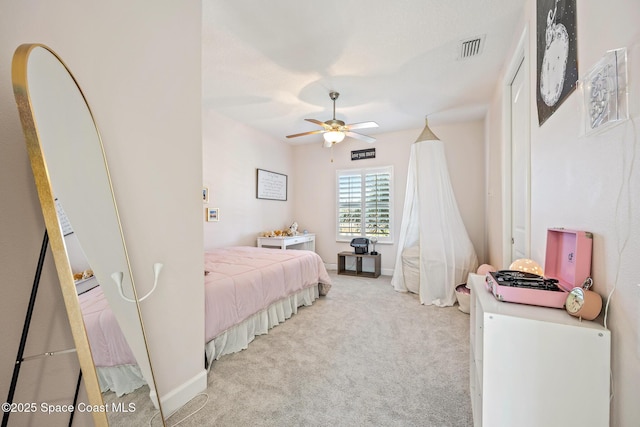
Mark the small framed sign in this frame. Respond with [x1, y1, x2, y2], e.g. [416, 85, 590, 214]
[351, 148, 376, 161]
[206, 207, 219, 222]
[256, 168, 287, 201]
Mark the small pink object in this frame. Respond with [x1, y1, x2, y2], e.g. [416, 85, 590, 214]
[477, 264, 497, 275]
[486, 228, 593, 309]
[544, 228, 593, 291]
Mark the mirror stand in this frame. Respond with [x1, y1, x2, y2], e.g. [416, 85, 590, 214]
[1, 231, 87, 427]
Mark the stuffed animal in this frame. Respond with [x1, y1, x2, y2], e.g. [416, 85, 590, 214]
[73, 269, 94, 281]
[260, 228, 297, 237]
[289, 222, 299, 236]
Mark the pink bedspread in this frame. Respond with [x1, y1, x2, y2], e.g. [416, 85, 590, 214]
[79, 247, 332, 367]
[204, 246, 331, 342]
[79, 286, 137, 367]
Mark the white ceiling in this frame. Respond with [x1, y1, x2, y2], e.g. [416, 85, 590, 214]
[202, 0, 526, 145]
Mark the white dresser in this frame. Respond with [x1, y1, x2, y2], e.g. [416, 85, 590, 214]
[256, 233, 315, 251]
[468, 273, 610, 427]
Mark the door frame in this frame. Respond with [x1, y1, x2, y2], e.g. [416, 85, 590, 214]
[501, 26, 531, 268]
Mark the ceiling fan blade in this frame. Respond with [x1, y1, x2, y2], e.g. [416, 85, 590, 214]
[305, 118, 330, 128]
[345, 121, 379, 131]
[286, 129, 326, 139]
[346, 131, 376, 143]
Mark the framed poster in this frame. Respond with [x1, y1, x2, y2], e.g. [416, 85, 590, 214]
[256, 168, 287, 201]
[206, 207, 219, 222]
[536, 0, 578, 126]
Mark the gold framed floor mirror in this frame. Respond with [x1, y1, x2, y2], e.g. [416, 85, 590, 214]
[10, 43, 166, 426]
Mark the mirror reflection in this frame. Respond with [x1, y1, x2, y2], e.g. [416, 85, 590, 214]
[13, 44, 165, 426]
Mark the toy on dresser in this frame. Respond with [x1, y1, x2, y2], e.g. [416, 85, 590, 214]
[73, 268, 93, 281]
[483, 228, 602, 319]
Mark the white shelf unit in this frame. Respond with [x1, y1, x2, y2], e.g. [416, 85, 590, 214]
[468, 273, 610, 427]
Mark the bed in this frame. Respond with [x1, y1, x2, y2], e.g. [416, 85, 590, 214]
[79, 246, 332, 396]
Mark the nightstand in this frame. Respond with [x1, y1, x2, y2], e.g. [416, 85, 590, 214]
[337, 252, 381, 278]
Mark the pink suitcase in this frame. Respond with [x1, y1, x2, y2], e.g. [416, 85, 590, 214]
[486, 228, 593, 308]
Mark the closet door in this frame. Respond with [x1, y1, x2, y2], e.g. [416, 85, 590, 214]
[510, 57, 530, 262]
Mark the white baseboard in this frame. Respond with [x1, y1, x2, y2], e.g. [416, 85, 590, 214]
[381, 268, 393, 276]
[149, 368, 207, 417]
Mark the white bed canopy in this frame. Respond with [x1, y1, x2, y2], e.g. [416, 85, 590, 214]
[391, 119, 478, 306]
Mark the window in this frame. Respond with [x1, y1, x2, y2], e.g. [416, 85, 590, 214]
[336, 166, 393, 243]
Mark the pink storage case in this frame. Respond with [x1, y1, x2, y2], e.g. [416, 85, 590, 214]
[544, 228, 593, 291]
[486, 228, 593, 308]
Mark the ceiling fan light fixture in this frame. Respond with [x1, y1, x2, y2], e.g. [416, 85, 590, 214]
[286, 91, 378, 144]
[323, 130, 345, 144]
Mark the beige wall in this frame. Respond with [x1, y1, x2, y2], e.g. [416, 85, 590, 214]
[291, 120, 486, 271]
[202, 111, 294, 249]
[203, 116, 486, 275]
[486, 1, 640, 425]
[0, 0, 204, 423]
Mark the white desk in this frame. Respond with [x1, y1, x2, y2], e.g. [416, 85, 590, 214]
[256, 233, 315, 251]
[76, 276, 98, 295]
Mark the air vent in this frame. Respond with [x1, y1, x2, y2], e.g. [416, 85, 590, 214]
[458, 35, 485, 59]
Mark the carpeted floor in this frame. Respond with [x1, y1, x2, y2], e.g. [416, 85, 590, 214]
[105, 272, 472, 427]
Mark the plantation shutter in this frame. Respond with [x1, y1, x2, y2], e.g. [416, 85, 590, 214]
[337, 173, 362, 237]
[336, 167, 393, 242]
[365, 172, 391, 238]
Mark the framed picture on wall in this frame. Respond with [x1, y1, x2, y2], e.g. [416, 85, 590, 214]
[256, 168, 287, 201]
[579, 48, 628, 135]
[203, 187, 209, 203]
[536, 0, 578, 126]
[206, 207, 219, 222]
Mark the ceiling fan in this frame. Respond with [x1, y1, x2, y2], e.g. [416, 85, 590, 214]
[286, 91, 379, 147]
